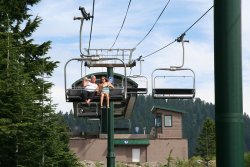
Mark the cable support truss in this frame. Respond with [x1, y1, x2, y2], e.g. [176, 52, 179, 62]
[84, 48, 136, 67]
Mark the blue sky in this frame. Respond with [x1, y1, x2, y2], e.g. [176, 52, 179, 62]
[31, 0, 250, 115]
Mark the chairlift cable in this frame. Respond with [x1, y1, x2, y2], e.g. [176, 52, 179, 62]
[110, 0, 132, 49]
[183, 5, 213, 35]
[142, 39, 176, 59]
[141, 5, 214, 60]
[87, 0, 96, 54]
[133, 0, 171, 49]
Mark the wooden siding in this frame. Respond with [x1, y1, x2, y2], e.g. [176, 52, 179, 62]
[157, 110, 183, 138]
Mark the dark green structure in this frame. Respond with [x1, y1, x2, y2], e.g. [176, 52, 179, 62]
[70, 72, 138, 119]
[214, 0, 243, 166]
[107, 67, 115, 167]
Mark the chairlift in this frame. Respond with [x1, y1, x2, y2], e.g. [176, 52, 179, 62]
[64, 57, 128, 103]
[126, 58, 148, 94]
[77, 102, 99, 117]
[151, 67, 195, 99]
[114, 118, 131, 133]
[127, 75, 148, 94]
[70, 8, 136, 118]
[151, 34, 195, 99]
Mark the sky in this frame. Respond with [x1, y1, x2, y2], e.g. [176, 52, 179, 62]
[31, 0, 250, 116]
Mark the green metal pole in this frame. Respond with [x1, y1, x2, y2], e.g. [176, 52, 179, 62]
[101, 108, 107, 134]
[214, 0, 243, 166]
[107, 67, 115, 167]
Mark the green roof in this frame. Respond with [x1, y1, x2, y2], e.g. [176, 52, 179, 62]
[114, 139, 150, 145]
[151, 105, 186, 114]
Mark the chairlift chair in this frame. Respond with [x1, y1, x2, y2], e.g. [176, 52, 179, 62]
[127, 75, 148, 94]
[126, 58, 148, 94]
[77, 102, 99, 117]
[64, 57, 128, 103]
[151, 68, 195, 99]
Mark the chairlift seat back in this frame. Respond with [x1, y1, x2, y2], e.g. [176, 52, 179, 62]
[127, 87, 148, 94]
[66, 89, 82, 102]
[77, 102, 99, 117]
[153, 88, 195, 99]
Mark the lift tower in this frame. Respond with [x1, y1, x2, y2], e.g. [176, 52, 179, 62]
[214, 0, 243, 166]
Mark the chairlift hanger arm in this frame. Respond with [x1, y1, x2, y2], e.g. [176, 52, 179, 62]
[171, 33, 189, 69]
[137, 57, 144, 76]
[73, 17, 86, 57]
[74, 6, 93, 57]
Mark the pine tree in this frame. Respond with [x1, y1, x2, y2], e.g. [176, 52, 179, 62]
[244, 113, 250, 151]
[195, 118, 216, 162]
[0, 1, 81, 166]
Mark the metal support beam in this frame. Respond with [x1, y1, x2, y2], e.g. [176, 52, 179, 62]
[101, 108, 107, 134]
[214, 0, 243, 166]
[107, 67, 115, 166]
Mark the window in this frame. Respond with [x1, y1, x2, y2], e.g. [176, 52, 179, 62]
[164, 115, 172, 127]
[155, 115, 162, 128]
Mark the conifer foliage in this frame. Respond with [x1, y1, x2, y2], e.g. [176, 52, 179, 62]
[195, 118, 216, 161]
[0, 1, 80, 166]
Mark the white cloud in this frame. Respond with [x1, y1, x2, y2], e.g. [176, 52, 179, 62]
[50, 84, 73, 113]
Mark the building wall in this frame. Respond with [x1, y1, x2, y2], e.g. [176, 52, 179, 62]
[70, 138, 107, 161]
[69, 138, 188, 162]
[157, 110, 183, 138]
[147, 139, 188, 162]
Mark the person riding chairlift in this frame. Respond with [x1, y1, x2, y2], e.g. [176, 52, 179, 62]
[82, 75, 98, 105]
[99, 76, 114, 108]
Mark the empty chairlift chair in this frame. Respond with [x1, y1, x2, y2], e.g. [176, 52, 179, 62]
[151, 68, 195, 99]
[126, 75, 148, 94]
[77, 102, 99, 117]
